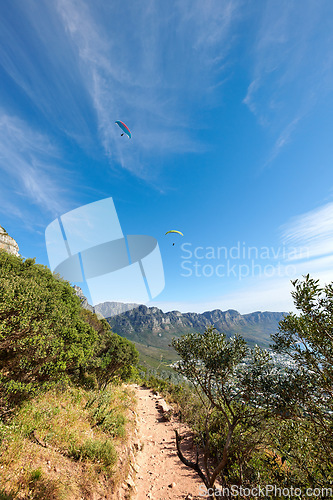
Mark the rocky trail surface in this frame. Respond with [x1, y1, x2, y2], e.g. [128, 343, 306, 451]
[131, 385, 203, 500]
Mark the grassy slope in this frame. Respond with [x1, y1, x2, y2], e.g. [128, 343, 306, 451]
[133, 341, 180, 375]
[0, 384, 136, 500]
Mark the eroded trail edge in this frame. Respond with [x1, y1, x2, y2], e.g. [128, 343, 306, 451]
[131, 385, 202, 500]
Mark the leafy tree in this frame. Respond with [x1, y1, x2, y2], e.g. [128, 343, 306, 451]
[272, 274, 333, 417]
[80, 308, 111, 338]
[0, 251, 99, 404]
[79, 308, 139, 388]
[172, 326, 276, 495]
[271, 274, 333, 486]
[91, 332, 139, 389]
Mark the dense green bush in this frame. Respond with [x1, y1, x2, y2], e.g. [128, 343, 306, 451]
[91, 331, 139, 389]
[68, 438, 117, 469]
[0, 251, 138, 407]
[270, 274, 333, 488]
[0, 252, 99, 403]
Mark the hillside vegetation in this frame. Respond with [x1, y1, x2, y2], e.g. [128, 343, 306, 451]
[143, 275, 333, 497]
[0, 251, 139, 499]
[1, 250, 333, 498]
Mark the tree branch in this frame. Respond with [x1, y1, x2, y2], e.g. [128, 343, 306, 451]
[175, 430, 210, 489]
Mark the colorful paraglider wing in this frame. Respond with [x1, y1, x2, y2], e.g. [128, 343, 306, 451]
[115, 120, 131, 138]
[165, 230, 183, 236]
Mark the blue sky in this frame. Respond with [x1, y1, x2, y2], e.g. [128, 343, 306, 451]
[1, 0, 333, 313]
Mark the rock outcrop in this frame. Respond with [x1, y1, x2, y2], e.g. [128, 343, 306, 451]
[0, 226, 19, 256]
[73, 285, 94, 313]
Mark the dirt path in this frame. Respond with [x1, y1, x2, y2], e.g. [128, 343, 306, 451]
[132, 385, 203, 500]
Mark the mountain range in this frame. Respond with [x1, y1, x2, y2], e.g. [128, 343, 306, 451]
[104, 304, 285, 350]
[73, 286, 286, 370]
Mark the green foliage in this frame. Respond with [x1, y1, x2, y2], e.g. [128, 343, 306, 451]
[172, 327, 274, 423]
[85, 390, 130, 438]
[172, 327, 276, 490]
[68, 438, 117, 469]
[0, 251, 139, 407]
[0, 252, 99, 403]
[74, 308, 139, 388]
[268, 418, 333, 488]
[80, 308, 111, 337]
[29, 467, 43, 482]
[270, 274, 333, 486]
[272, 274, 333, 419]
[91, 332, 139, 389]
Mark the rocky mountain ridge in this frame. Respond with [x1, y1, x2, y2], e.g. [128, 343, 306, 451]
[95, 301, 139, 318]
[73, 286, 139, 318]
[106, 304, 286, 349]
[72, 285, 285, 349]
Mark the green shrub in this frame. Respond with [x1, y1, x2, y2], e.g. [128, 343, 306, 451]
[0, 252, 139, 410]
[69, 438, 117, 469]
[85, 389, 130, 439]
[0, 252, 99, 405]
[90, 332, 139, 389]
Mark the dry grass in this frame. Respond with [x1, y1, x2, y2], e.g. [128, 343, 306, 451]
[0, 384, 137, 499]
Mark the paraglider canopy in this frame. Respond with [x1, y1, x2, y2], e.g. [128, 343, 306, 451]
[165, 230, 183, 236]
[115, 120, 131, 138]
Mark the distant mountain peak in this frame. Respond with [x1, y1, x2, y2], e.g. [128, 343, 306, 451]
[94, 301, 140, 318]
[72, 287, 140, 318]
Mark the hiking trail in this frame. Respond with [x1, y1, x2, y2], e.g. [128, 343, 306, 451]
[131, 385, 203, 500]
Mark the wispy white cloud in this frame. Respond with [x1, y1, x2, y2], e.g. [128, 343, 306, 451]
[0, 113, 72, 216]
[178, 0, 239, 54]
[0, 1, 94, 146]
[281, 201, 333, 260]
[263, 115, 302, 167]
[243, 0, 333, 162]
[55, 0, 240, 178]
